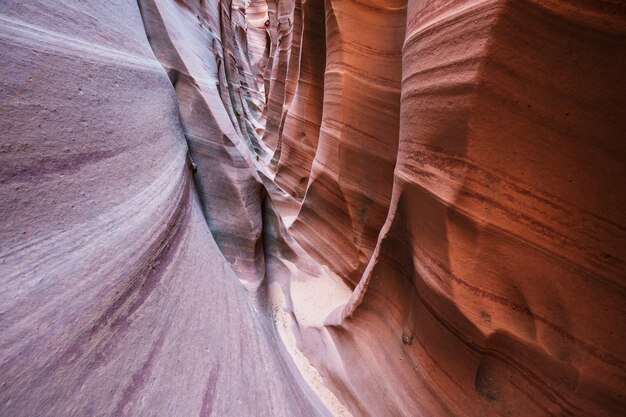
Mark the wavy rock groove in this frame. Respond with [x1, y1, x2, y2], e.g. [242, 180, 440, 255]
[1, 1, 625, 416]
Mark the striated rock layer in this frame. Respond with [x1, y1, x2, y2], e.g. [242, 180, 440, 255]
[0, 1, 325, 416]
[1, 0, 625, 417]
[288, 0, 407, 286]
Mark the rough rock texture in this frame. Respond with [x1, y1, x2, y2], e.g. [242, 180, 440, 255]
[1, 1, 625, 417]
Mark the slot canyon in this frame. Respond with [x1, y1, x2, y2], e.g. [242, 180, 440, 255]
[1, 0, 625, 416]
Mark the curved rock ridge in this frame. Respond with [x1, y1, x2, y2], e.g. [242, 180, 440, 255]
[0, 1, 325, 416]
[287, 0, 408, 286]
[1, 1, 625, 417]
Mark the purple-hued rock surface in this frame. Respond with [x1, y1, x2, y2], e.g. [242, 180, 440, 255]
[1, 1, 625, 416]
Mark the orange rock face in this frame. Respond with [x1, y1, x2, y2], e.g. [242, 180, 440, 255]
[1, 1, 625, 416]
[288, 0, 407, 286]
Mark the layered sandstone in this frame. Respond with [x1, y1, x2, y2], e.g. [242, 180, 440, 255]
[1, 1, 624, 417]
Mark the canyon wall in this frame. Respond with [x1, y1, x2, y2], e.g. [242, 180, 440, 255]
[1, 1, 625, 417]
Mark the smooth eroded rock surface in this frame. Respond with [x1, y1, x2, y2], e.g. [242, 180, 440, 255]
[1, 0, 625, 416]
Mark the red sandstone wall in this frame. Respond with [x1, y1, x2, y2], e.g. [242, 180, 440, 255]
[1, 1, 624, 416]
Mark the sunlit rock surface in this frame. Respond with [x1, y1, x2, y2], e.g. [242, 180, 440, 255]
[1, 1, 625, 416]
